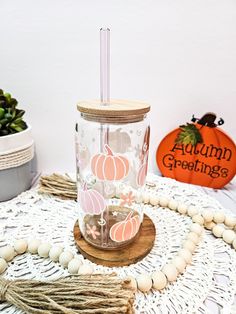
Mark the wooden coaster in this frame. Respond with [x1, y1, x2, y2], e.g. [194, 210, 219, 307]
[73, 214, 156, 267]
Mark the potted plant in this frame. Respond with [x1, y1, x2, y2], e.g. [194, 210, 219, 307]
[0, 89, 34, 201]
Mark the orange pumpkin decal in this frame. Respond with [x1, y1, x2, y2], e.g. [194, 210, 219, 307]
[156, 113, 236, 189]
[91, 144, 129, 181]
[109, 212, 141, 242]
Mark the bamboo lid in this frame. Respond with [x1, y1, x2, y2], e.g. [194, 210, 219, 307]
[77, 99, 150, 123]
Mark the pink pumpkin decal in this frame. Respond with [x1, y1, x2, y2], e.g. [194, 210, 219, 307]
[136, 162, 148, 186]
[91, 144, 129, 181]
[79, 183, 106, 215]
[109, 212, 141, 242]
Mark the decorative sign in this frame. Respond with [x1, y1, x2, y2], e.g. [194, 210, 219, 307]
[156, 113, 236, 189]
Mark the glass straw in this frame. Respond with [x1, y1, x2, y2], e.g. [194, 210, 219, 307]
[100, 28, 110, 105]
[100, 28, 110, 247]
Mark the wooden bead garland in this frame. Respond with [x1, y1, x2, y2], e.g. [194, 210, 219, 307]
[38, 243, 51, 258]
[59, 250, 74, 267]
[213, 212, 225, 224]
[0, 190, 235, 296]
[14, 239, 28, 254]
[136, 274, 153, 292]
[28, 239, 41, 254]
[152, 271, 167, 290]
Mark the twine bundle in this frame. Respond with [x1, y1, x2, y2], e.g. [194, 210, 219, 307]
[39, 173, 77, 200]
[0, 274, 134, 313]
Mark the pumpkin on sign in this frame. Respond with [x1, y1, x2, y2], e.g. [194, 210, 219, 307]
[156, 113, 236, 189]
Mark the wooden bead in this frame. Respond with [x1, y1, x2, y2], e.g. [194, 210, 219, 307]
[28, 239, 41, 254]
[168, 199, 178, 211]
[14, 239, 28, 254]
[38, 243, 52, 258]
[162, 264, 178, 282]
[0, 258, 7, 274]
[159, 197, 169, 207]
[213, 212, 225, 224]
[149, 195, 159, 206]
[187, 206, 199, 217]
[204, 221, 216, 230]
[125, 275, 137, 291]
[152, 271, 167, 290]
[233, 238, 236, 250]
[212, 225, 224, 238]
[190, 223, 203, 235]
[224, 216, 236, 228]
[187, 232, 200, 245]
[49, 246, 63, 262]
[136, 274, 152, 292]
[222, 230, 236, 244]
[68, 258, 82, 274]
[202, 210, 213, 222]
[78, 264, 94, 275]
[59, 251, 74, 267]
[192, 214, 204, 225]
[177, 203, 188, 215]
[0, 245, 15, 262]
[183, 240, 196, 253]
[178, 249, 192, 264]
[142, 193, 150, 204]
[172, 256, 186, 274]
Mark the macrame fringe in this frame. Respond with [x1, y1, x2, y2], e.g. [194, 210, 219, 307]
[39, 173, 77, 200]
[0, 274, 134, 314]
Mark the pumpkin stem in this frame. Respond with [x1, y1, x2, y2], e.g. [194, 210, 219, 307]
[197, 112, 217, 127]
[104, 144, 113, 156]
[125, 211, 133, 221]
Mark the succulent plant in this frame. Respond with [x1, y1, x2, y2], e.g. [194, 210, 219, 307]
[0, 89, 27, 136]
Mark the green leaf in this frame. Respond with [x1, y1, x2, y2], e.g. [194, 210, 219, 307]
[0, 118, 8, 126]
[0, 108, 5, 119]
[175, 123, 203, 146]
[0, 89, 27, 136]
[10, 123, 23, 132]
[15, 109, 25, 119]
[4, 93, 11, 102]
[0, 129, 9, 136]
[4, 113, 12, 121]
[9, 98, 18, 108]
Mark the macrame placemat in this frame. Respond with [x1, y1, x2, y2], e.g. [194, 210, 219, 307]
[0, 174, 235, 314]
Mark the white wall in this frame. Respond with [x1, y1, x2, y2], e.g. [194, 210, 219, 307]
[1, 0, 236, 173]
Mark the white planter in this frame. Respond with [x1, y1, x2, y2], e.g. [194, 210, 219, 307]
[0, 125, 33, 154]
[0, 126, 35, 201]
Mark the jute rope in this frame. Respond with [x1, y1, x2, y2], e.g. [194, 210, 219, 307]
[0, 143, 34, 171]
[0, 274, 134, 313]
[39, 173, 77, 200]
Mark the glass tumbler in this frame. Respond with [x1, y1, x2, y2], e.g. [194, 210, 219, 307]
[76, 100, 150, 250]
